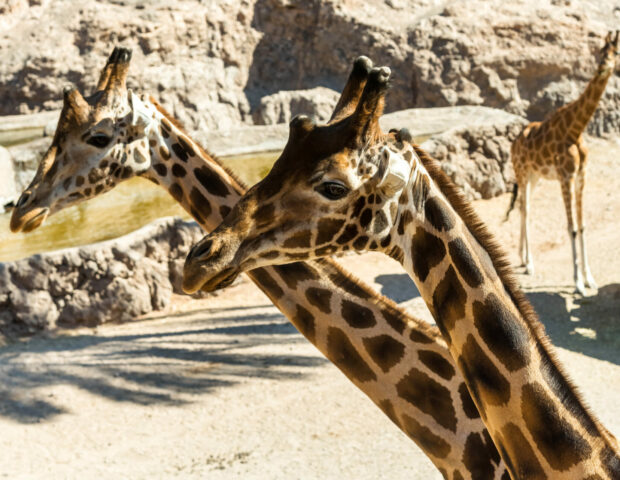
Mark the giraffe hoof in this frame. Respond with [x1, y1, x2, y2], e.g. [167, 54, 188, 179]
[574, 283, 586, 297]
[525, 265, 534, 275]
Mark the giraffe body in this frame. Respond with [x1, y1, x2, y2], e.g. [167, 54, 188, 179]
[508, 31, 619, 294]
[10, 49, 511, 479]
[185, 63, 620, 479]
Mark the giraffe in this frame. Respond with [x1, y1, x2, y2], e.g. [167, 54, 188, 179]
[505, 31, 619, 295]
[9, 47, 510, 480]
[183, 64, 620, 479]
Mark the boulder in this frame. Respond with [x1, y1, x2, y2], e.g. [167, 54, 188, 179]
[0, 217, 210, 339]
[252, 87, 340, 125]
[421, 117, 527, 200]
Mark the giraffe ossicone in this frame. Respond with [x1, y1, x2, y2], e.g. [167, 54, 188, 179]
[11, 47, 514, 478]
[184, 62, 620, 479]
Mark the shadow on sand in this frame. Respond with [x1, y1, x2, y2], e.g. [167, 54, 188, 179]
[524, 283, 620, 366]
[0, 308, 326, 424]
[374, 273, 421, 303]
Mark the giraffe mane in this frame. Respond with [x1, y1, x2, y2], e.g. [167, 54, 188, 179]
[411, 143, 608, 440]
[148, 96, 247, 195]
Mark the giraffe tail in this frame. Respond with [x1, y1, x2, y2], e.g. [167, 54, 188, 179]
[504, 183, 518, 222]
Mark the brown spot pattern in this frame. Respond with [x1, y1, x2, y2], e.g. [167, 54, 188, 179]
[189, 187, 212, 225]
[400, 414, 451, 459]
[340, 299, 376, 329]
[293, 304, 315, 343]
[283, 230, 312, 248]
[327, 327, 376, 383]
[169, 183, 183, 203]
[458, 382, 480, 419]
[417, 350, 455, 380]
[396, 367, 457, 432]
[459, 335, 511, 406]
[463, 432, 496, 480]
[305, 287, 332, 314]
[362, 334, 405, 373]
[253, 203, 275, 229]
[521, 382, 590, 471]
[250, 269, 283, 300]
[431, 266, 466, 339]
[448, 238, 484, 288]
[472, 293, 530, 372]
[274, 263, 319, 290]
[411, 227, 446, 282]
[194, 166, 230, 197]
[498, 422, 547, 480]
[316, 218, 345, 244]
[424, 196, 455, 232]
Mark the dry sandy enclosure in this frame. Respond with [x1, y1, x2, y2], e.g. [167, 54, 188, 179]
[0, 137, 619, 479]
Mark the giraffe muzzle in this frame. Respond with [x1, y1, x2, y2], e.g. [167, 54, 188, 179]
[9, 192, 50, 233]
[182, 235, 241, 294]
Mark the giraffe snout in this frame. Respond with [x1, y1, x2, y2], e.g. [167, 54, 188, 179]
[9, 190, 50, 233]
[182, 234, 240, 294]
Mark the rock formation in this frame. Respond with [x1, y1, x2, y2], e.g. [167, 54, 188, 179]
[0, 0, 617, 135]
[0, 217, 206, 339]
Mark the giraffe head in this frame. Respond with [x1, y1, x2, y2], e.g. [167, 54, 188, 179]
[10, 47, 156, 233]
[597, 30, 619, 76]
[183, 62, 418, 293]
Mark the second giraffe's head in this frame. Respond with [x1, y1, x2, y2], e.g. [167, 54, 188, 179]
[598, 30, 619, 76]
[10, 47, 157, 233]
[183, 60, 421, 293]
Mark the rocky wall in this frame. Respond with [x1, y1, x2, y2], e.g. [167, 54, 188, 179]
[0, 217, 205, 340]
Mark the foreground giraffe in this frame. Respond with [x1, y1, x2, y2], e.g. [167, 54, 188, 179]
[506, 31, 619, 295]
[184, 65, 620, 478]
[10, 48, 509, 479]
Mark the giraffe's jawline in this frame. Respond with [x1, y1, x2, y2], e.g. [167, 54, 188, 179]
[199, 267, 239, 293]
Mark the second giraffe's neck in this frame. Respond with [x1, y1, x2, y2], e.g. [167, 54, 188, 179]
[386, 147, 618, 479]
[131, 97, 508, 478]
[561, 70, 612, 138]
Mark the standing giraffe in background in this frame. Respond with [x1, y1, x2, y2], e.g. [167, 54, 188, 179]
[10, 48, 511, 479]
[506, 31, 619, 295]
[184, 65, 620, 479]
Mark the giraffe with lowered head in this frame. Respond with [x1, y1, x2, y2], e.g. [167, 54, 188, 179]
[506, 31, 619, 295]
[10, 47, 510, 479]
[184, 64, 620, 479]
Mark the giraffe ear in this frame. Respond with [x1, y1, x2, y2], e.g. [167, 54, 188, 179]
[129, 90, 152, 132]
[377, 147, 411, 196]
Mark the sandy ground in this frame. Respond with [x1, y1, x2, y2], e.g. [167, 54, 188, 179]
[0, 136, 618, 479]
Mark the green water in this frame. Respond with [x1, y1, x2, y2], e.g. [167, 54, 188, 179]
[0, 151, 280, 262]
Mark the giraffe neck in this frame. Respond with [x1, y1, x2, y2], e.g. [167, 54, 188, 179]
[140, 99, 242, 231]
[384, 147, 619, 479]
[559, 70, 612, 139]
[129, 97, 509, 478]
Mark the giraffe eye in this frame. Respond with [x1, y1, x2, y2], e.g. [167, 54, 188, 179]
[316, 181, 349, 200]
[87, 134, 111, 148]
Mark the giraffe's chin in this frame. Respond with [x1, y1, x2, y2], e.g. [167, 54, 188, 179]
[182, 266, 239, 294]
[10, 207, 49, 233]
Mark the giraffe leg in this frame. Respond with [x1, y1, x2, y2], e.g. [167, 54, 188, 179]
[576, 164, 597, 289]
[560, 174, 585, 295]
[520, 177, 534, 274]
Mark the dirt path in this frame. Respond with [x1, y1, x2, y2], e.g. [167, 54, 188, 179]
[0, 136, 618, 479]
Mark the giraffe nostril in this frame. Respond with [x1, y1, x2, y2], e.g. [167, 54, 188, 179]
[16, 192, 30, 208]
[191, 239, 213, 260]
